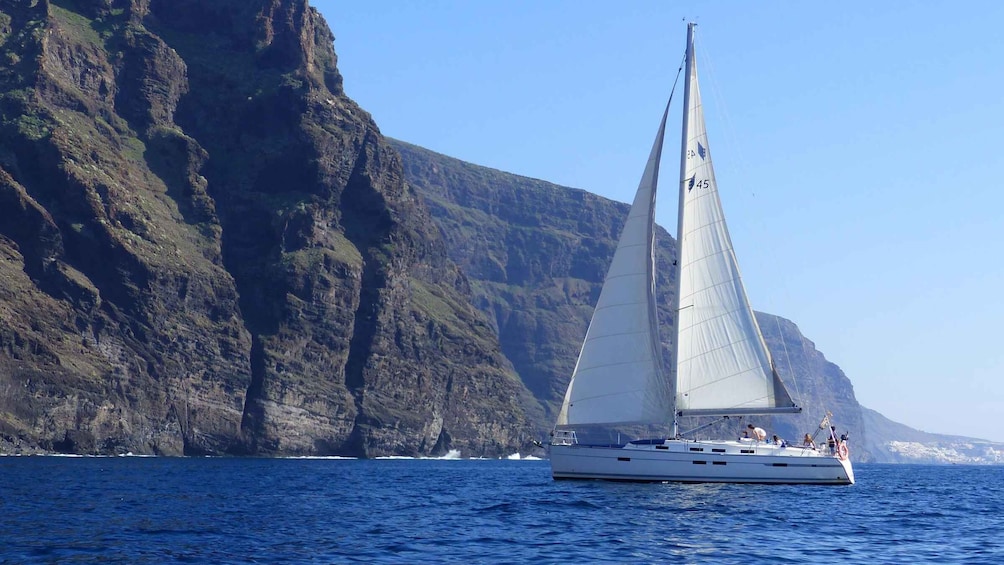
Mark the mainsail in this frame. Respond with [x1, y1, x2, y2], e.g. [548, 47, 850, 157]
[673, 25, 797, 417]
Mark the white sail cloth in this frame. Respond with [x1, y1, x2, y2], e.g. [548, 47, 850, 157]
[674, 49, 794, 415]
[556, 104, 673, 427]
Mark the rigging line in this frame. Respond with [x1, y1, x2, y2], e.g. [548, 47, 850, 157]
[698, 31, 768, 285]
[798, 328, 820, 433]
[773, 314, 809, 432]
[672, 52, 686, 96]
[678, 415, 731, 438]
[774, 314, 799, 397]
[699, 31, 754, 200]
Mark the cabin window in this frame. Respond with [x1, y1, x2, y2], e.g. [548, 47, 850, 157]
[689, 447, 704, 452]
[713, 461, 726, 466]
[617, 457, 631, 462]
[712, 448, 725, 453]
[692, 460, 707, 465]
[771, 463, 788, 467]
[656, 445, 668, 450]
[741, 449, 754, 454]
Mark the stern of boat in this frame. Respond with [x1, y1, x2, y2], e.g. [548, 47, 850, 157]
[839, 457, 855, 484]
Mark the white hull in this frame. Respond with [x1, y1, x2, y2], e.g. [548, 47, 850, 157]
[550, 439, 854, 485]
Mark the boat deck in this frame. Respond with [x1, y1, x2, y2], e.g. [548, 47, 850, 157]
[623, 438, 832, 458]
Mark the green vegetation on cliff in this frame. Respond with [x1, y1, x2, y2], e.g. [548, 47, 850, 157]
[0, 0, 536, 458]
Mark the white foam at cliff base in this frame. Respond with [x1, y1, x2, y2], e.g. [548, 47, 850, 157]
[505, 453, 542, 460]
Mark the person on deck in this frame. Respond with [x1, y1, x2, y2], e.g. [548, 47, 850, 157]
[803, 433, 816, 449]
[747, 424, 767, 442]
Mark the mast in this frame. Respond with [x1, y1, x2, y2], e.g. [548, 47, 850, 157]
[670, 22, 696, 438]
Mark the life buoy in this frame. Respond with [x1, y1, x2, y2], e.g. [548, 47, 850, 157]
[837, 442, 849, 461]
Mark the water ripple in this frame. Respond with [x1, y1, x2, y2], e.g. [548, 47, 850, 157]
[3, 458, 1004, 562]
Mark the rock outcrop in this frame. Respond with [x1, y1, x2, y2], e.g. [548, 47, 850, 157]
[0, 0, 536, 457]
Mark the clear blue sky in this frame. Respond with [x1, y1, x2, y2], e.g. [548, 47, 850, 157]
[313, 1, 1004, 442]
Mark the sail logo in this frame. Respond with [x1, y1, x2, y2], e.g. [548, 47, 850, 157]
[697, 142, 706, 160]
[687, 175, 710, 192]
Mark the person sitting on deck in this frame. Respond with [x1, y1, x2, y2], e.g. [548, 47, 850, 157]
[803, 433, 816, 449]
[747, 424, 767, 442]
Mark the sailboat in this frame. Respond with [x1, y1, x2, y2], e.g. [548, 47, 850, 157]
[549, 23, 854, 485]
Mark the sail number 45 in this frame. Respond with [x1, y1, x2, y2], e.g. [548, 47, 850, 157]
[687, 176, 711, 191]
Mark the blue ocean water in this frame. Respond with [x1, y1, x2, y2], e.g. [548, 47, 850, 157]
[1, 457, 1002, 564]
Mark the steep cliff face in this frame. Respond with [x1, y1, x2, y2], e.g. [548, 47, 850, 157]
[392, 140, 679, 425]
[1, 0, 248, 455]
[0, 0, 536, 457]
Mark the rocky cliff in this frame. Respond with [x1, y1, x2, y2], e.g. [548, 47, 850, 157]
[392, 139, 671, 423]
[0, 0, 537, 457]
